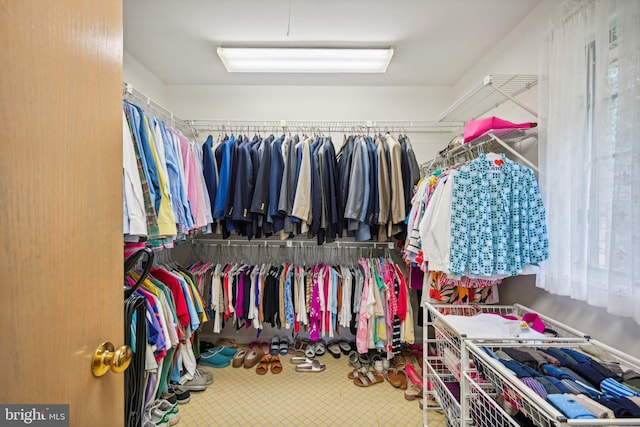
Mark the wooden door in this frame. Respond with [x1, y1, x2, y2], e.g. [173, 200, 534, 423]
[0, 1, 124, 426]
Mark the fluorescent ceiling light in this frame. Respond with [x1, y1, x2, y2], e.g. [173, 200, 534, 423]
[216, 47, 394, 73]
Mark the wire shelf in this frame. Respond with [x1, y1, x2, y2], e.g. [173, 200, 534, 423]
[465, 340, 640, 426]
[186, 119, 463, 135]
[436, 74, 538, 122]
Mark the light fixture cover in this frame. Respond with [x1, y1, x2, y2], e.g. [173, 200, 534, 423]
[216, 47, 394, 73]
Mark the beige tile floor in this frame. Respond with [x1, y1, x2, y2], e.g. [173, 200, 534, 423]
[175, 348, 447, 426]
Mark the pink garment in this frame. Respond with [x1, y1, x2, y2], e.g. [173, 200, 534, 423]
[463, 116, 534, 143]
[309, 267, 322, 341]
[356, 260, 370, 354]
[178, 134, 206, 228]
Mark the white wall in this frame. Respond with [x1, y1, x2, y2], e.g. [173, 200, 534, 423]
[123, 50, 169, 107]
[166, 84, 455, 163]
[453, 0, 640, 356]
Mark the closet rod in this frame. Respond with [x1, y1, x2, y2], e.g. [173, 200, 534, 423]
[421, 128, 539, 174]
[123, 82, 190, 131]
[186, 119, 463, 135]
[190, 237, 395, 250]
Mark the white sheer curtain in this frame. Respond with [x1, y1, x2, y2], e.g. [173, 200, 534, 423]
[537, 0, 640, 323]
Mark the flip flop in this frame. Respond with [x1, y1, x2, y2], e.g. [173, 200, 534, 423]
[386, 368, 408, 390]
[270, 355, 283, 374]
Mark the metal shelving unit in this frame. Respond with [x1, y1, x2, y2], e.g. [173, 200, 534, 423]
[435, 74, 538, 122]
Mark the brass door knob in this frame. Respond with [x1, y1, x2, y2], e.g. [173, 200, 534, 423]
[92, 342, 133, 377]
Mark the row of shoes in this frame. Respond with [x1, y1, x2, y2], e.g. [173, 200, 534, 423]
[288, 337, 354, 359]
[229, 346, 283, 374]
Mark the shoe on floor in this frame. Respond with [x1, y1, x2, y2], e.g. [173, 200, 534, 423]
[149, 399, 180, 426]
[160, 391, 177, 406]
[168, 386, 191, 404]
[176, 374, 208, 391]
[199, 351, 232, 368]
[204, 346, 237, 358]
[194, 367, 213, 385]
[143, 404, 169, 427]
[270, 337, 280, 355]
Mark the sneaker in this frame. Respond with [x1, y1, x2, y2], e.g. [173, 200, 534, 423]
[143, 405, 169, 427]
[160, 391, 177, 406]
[168, 386, 191, 405]
[195, 367, 213, 385]
[151, 399, 180, 426]
[178, 374, 208, 391]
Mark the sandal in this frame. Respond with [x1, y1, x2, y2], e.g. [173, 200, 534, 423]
[278, 337, 289, 355]
[256, 355, 271, 375]
[270, 337, 280, 355]
[295, 359, 326, 373]
[337, 339, 352, 355]
[348, 351, 361, 370]
[386, 368, 408, 390]
[371, 354, 384, 373]
[404, 383, 422, 401]
[270, 355, 283, 374]
[288, 339, 305, 356]
[382, 356, 390, 372]
[314, 341, 326, 356]
[358, 353, 370, 369]
[305, 343, 316, 359]
[290, 357, 315, 364]
[353, 372, 372, 387]
[326, 341, 341, 358]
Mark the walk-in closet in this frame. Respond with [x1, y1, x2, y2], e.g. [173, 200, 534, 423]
[2, 1, 640, 426]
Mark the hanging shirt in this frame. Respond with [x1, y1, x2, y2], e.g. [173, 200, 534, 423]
[122, 111, 147, 237]
[449, 154, 549, 277]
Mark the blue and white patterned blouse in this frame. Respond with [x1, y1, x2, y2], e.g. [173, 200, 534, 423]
[449, 153, 548, 277]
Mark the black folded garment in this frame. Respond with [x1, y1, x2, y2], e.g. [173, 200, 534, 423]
[502, 347, 539, 369]
[571, 362, 608, 388]
[596, 396, 640, 418]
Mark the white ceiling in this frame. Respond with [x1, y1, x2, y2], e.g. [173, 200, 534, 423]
[124, 0, 542, 86]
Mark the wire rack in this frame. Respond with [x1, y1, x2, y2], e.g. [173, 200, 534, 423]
[464, 340, 640, 427]
[426, 359, 461, 427]
[186, 119, 463, 135]
[423, 303, 591, 427]
[464, 370, 521, 427]
[435, 74, 538, 122]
